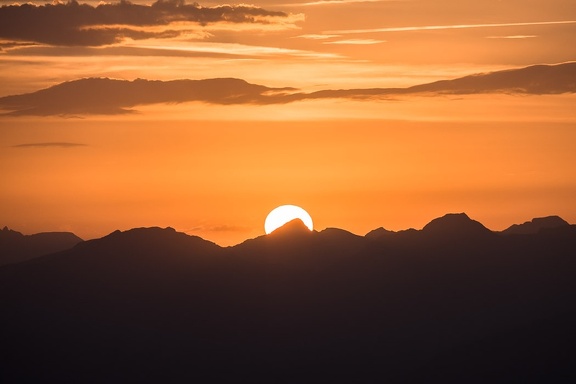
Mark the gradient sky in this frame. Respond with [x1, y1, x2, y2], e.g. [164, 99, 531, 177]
[1, 0, 575, 245]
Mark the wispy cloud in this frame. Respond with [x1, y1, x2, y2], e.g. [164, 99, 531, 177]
[326, 20, 576, 35]
[125, 40, 342, 59]
[283, 0, 389, 6]
[0, 0, 300, 46]
[12, 142, 87, 148]
[323, 39, 385, 45]
[486, 35, 537, 39]
[293, 34, 340, 40]
[293, 34, 386, 45]
[0, 40, 39, 52]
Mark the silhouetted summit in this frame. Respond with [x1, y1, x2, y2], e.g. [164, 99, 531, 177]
[90, 225, 219, 252]
[502, 215, 569, 235]
[0, 227, 82, 266]
[421, 212, 493, 241]
[364, 226, 394, 239]
[64, 226, 223, 268]
[269, 218, 312, 236]
[233, 220, 367, 262]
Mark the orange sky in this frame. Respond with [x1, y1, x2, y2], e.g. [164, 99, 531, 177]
[1, 0, 575, 245]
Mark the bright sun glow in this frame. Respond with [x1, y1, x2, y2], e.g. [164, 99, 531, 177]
[264, 205, 314, 234]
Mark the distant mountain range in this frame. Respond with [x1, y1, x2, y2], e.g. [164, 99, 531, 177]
[1, 62, 575, 115]
[1, 213, 575, 382]
[1, 214, 568, 265]
[0, 226, 82, 266]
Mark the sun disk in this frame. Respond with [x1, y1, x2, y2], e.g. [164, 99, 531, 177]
[264, 205, 314, 234]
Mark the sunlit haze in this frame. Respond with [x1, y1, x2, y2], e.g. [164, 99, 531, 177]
[1, 0, 575, 245]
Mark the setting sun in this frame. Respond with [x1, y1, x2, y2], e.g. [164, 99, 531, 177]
[264, 205, 314, 234]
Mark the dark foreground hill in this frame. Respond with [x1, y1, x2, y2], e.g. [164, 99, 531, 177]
[1, 214, 575, 383]
[0, 226, 82, 266]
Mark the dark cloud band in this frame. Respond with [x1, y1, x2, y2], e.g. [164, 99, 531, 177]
[0, 0, 290, 46]
[1, 62, 574, 116]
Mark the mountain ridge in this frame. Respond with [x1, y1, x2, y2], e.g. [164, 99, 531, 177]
[2, 213, 572, 265]
[502, 215, 569, 235]
[1, 213, 575, 383]
[0, 227, 83, 266]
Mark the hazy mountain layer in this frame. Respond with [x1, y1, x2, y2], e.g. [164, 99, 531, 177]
[0, 226, 82, 266]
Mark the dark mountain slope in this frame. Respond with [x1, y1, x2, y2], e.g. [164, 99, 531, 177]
[365, 226, 394, 239]
[1, 217, 575, 383]
[502, 215, 569, 235]
[0, 226, 82, 266]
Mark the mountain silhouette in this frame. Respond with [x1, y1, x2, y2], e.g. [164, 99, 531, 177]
[501, 215, 569, 235]
[269, 217, 312, 235]
[1, 62, 574, 115]
[0, 226, 82, 266]
[1, 214, 575, 383]
[419, 212, 494, 243]
[364, 226, 394, 238]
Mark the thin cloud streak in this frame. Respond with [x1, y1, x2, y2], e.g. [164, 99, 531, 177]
[486, 35, 537, 39]
[326, 20, 576, 35]
[294, 34, 340, 40]
[324, 39, 385, 45]
[125, 40, 342, 59]
[284, 0, 387, 6]
[12, 142, 87, 148]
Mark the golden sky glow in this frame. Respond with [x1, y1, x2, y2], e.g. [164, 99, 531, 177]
[1, 0, 575, 245]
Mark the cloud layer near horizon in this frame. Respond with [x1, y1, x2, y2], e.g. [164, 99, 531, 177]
[1, 62, 575, 116]
[0, 0, 293, 46]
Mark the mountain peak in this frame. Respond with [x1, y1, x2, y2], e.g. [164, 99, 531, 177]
[0, 226, 23, 240]
[99, 226, 200, 245]
[422, 213, 492, 239]
[502, 216, 569, 235]
[0, 229, 83, 266]
[365, 227, 394, 239]
[87, 226, 218, 253]
[268, 218, 312, 236]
